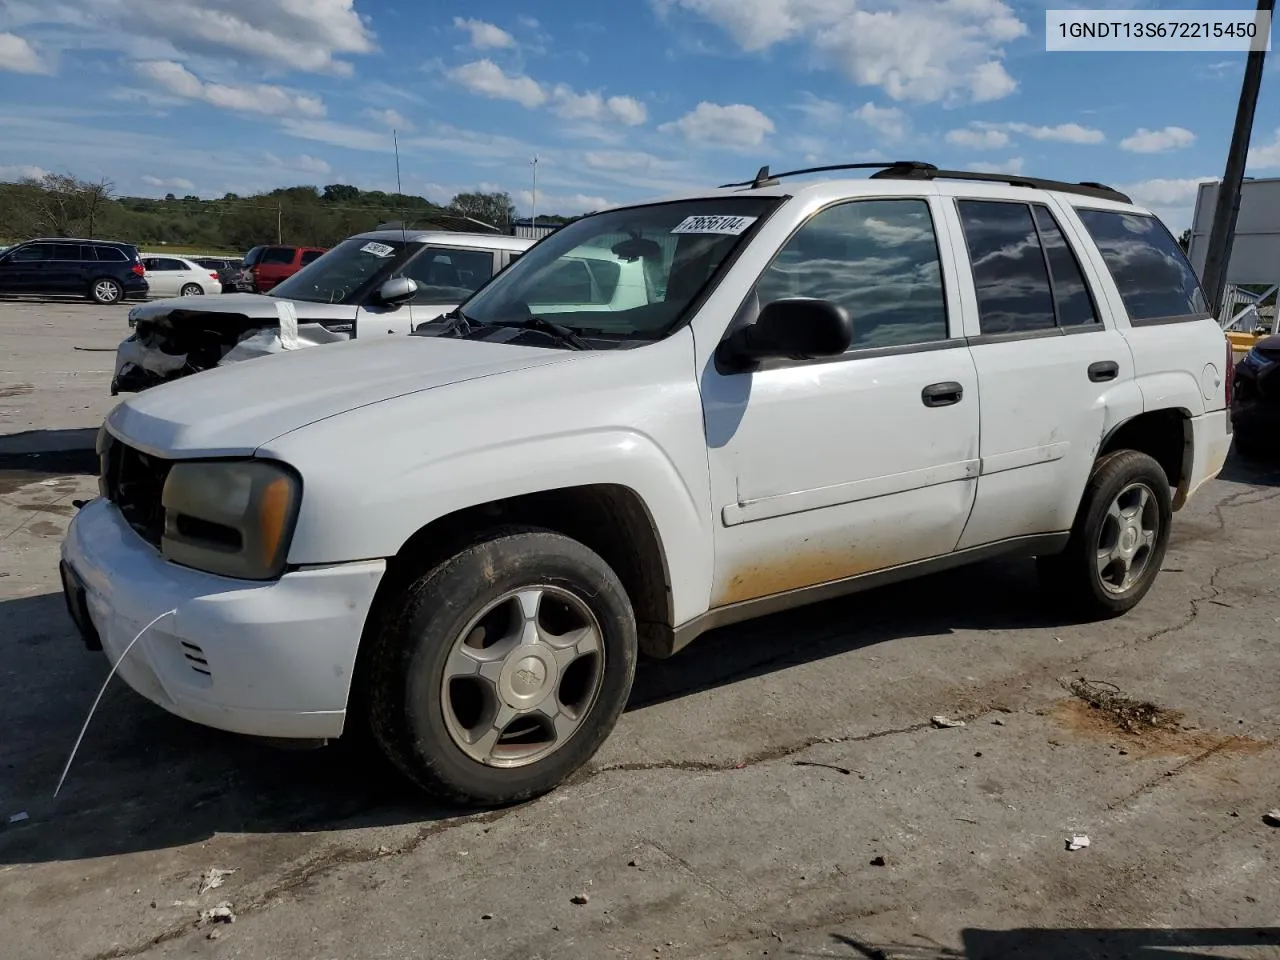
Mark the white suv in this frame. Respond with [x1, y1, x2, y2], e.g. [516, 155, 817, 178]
[61, 162, 1233, 806]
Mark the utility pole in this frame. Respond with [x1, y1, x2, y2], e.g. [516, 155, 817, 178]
[276, 202, 282, 244]
[530, 154, 539, 232]
[1201, 0, 1274, 316]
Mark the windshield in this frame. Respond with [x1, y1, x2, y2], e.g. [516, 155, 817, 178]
[457, 197, 779, 339]
[269, 237, 407, 304]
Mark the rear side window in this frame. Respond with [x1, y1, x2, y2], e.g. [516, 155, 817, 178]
[1076, 209, 1208, 321]
[1032, 205, 1098, 326]
[93, 246, 127, 262]
[260, 247, 296, 265]
[50, 243, 82, 260]
[754, 197, 949, 350]
[957, 200, 1056, 334]
[300, 250, 325, 265]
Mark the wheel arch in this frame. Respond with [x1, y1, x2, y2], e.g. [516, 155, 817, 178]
[1097, 407, 1193, 509]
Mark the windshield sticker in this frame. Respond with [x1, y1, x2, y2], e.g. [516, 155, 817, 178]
[671, 215, 758, 236]
[360, 241, 396, 258]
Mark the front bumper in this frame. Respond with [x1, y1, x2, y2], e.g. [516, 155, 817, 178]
[61, 498, 386, 739]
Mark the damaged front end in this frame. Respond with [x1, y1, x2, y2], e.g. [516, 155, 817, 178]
[111, 305, 351, 395]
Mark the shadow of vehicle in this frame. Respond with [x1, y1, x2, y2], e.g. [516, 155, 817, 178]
[1222, 444, 1280, 486]
[0, 549, 1074, 867]
[829, 926, 1280, 958]
[0, 439, 99, 494]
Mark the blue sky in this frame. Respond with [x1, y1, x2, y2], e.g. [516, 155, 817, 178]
[1, 0, 1278, 230]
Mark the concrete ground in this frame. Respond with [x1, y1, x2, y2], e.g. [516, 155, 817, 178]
[1, 302, 1278, 960]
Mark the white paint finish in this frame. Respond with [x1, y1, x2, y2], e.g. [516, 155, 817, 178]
[699, 344, 981, 606]
[141, 255, 220, 298]
[62, 499, 385, 739]
[1180, 409, 1232, 507]
[261, 330, 716, 625]
[107, 335, 576, 458]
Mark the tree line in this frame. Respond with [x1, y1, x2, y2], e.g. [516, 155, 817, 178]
[0, 174, 579, 253]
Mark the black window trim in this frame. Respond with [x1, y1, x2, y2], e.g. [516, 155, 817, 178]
[720, 194, 957, 373]
[954, 196, 1107, 343]
[1071, 204, 1213, 327]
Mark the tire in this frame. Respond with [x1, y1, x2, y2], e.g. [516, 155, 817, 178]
[180, 283, 202, 297]
[366, 527, 637, 806]
[90, 278, 123, 305]
[1038, 450, 1172, 619]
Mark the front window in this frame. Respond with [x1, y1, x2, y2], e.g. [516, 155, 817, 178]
[456, 197, 779, 339]
[268, 236, 408, 304]
[400, 247, 495, 303]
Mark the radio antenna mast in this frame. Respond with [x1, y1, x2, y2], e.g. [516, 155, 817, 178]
[393, 129, 408, 244]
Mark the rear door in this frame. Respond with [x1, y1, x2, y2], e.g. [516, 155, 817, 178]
[941, 194, 1141, 550]
[142, 257, 181, 297]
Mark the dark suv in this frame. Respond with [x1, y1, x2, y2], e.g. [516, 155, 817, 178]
[0, 239, 149, 304]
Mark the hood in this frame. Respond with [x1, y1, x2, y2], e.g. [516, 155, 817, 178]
[128, 293, 359, 324]
[107, 335, 584, 457]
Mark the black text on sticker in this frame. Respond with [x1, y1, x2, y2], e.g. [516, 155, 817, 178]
[671, 215, 758, 236]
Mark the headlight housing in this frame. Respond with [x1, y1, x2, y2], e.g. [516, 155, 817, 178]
[160, 460, 302, 580]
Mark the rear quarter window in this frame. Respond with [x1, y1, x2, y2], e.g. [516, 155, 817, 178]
[1076, 209, 1208, 322]
[260, 247, 296, 265]
[93, 246, 128, 262]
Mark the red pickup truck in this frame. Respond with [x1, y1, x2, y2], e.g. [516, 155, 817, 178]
[239, 244, 328, 292]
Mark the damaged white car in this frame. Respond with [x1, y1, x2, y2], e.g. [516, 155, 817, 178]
[111, 230, 534, 394]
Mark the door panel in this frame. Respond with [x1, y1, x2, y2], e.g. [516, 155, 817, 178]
[701, 196, 982, 609]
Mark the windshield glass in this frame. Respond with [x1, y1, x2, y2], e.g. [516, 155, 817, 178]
[457, 197, 779, 338]
[269, 237, 407, 304]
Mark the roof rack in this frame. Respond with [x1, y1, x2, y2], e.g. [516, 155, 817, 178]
[869, 163, 1131, 203]
[720, 161, 1131, 204]
[720, 161, 937, 190]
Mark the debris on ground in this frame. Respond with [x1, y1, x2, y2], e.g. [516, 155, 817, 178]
[869, 855, 887, 867]
[992, 717, 1006, 726]
[793, 760, 853, 775]
[481, 913, 493, 920]
[931, 716, 966, 729]
[571, 893, 590, 905]
[198, 902, 236, 925]
[1063, 678, 1175, 734]
[197, 866, 237, 895]
[1066, 835, 1091, 851]
[8, 811, 29, 824]
[1264, 809, 1280, 827]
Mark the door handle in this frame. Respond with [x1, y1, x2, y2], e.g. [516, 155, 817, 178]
[1088, 361, 1119, 383]
[922, 381, 964, 407]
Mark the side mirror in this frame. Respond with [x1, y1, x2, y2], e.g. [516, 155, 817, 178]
[718, 298, 852, 369]
[377, 276, 419, 307]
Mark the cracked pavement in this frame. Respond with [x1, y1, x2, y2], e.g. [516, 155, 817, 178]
[2, 307, 1279, 960]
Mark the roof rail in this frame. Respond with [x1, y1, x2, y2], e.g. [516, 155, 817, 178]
[719, 161, 937, 189]
[869, 163, 1132, 203]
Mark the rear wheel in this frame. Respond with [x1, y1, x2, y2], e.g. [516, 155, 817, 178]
[366, 528, 637, 806]
[1038, 450, 1172, 619]
[90, 278, 122, 304]
[180, 283, 202, 296]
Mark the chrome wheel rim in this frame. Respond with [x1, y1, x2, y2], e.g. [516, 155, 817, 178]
[180, 284, 199, 296]
[95, 281, 119, 303]
[441, 585, 605, 768]
[1096, 482, 1159, 594]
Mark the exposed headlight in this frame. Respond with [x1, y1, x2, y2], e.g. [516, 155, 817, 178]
[127, 306, 140, 328]
[160, 460, 302, 580]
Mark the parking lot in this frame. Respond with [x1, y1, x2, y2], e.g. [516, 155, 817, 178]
[1, 301, 1278, 960]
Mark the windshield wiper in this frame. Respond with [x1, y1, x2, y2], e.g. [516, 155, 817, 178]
[504, 316, 591, 350]
[412, 306, 479, 337]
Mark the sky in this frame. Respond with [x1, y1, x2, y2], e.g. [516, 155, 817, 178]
[1, 0, 1279, 231]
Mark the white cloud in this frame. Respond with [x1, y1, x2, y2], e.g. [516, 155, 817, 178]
[453, 17, 516, 50]
[1119, 175, 1216, 231]
[946, 126, 1010, 149]
[1248, 128, 1280, 168]
[551, 86, 648, 126]
[365, 107, 412, 130]
[0, 32, 49, 73]
[281, 118, 394, 152]
[659, 101, 775, 149]
[141, 174, 196, 190]
[967, 157, 1025, 174]
[518, 15, 540, 29]
[136, 60, 325, 118]
[852, 101, 907, 141]
[265, 153, 332, 176]
[446, 59, 547, 108]
[793, 93, 846, 127]
[1120, 125, 1196, 153]
[8, 0, 376, 75]
[1004, 121, 1105, 144]
[0, 163, 50, 181]
[515, 189, 612, 216]
[664, 0, 1027, 104]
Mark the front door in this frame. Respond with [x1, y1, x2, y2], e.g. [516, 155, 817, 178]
[0, 242, 52, 293]
[943, 196, 1139, 549]
[701, 196, 982, 608]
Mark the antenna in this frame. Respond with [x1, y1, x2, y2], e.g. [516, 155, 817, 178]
[393, 129, 408, 246]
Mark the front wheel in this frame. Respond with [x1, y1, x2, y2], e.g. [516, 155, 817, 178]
[180, 283, 202, 296]
[1038, 450, 1172, 619]
[90, 278, 123, 304]
[366, 528, 638, 806]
